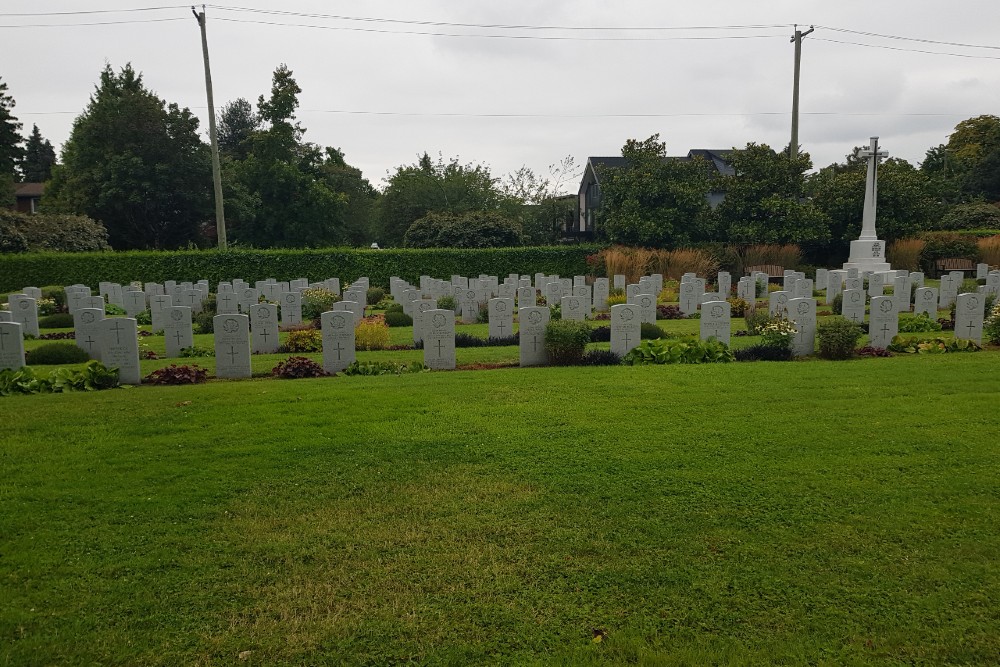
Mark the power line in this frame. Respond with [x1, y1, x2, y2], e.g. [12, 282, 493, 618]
[813, 37, 1000, 60]
[0, 5, 188, 16]
[0, 17, 187, 28]
[817, 25, 1000, 51]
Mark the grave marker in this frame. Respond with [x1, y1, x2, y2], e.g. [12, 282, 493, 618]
[163, 306, 194, 358]
[518, 306, 549, 367]
[700, 300, 731, 345]
[423, 310, 456, 370]
[488, 298, 514, 338]
[321, 310, 356, 373]
[868, 296, 898, 350]
[611, 304, 641, 357]
[214, 314, 252, 379]
[0, 322, 25, 370]
[99, 318, 141, 384]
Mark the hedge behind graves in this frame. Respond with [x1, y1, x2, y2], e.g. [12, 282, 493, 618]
[0, 245, 600, 291]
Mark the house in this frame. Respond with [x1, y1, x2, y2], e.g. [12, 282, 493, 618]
[13, 182, 45, 214]
[571, 149, 734, 240]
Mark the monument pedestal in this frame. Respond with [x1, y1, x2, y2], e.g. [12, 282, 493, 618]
[843, 238, 891, 273]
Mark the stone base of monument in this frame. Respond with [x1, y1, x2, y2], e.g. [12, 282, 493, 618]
[843, 238, 892, 273]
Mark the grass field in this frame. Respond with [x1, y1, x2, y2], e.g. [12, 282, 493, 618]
[3, 353, 1000, 665]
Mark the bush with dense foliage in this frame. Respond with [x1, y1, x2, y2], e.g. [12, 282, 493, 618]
[816, 316, 864, 360]
[579, 350, 622, 366]
[937, 202, 1000, 231]
[341, 360, 426, 376]
[919, 232, 980, 274]
[437, 295, 457, 311]
[733, 344, 793, 362]
[26, 342, 91, 365]
[622, 337, 734, 365]
[143, 364, 208, 385]
[543, 319, 591, 365]
[384, 310, 413, 327]
[984, 302, 1000, 344]
[898, 313, 943, 333]
[282, 329, 322, 353]
[300, 287, 340, 320]
[640, 322, 668, 339]
[356, 318, 391, 351]
[0, 210, 110, 253]
[38, 313, 75, 329]
[404, 211, 525, 248]
[888, 336, 981, 354]
[0, 361, 119, 395]
[271, 356, 329, 379]
[0, 246, 597, 293]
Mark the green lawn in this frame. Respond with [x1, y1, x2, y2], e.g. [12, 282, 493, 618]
[3, 354, 1000, 665]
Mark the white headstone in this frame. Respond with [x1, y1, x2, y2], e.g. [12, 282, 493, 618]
[516, 287, 534, 308]
[913, 287, 938, 317]
[488, 298, 514, 338]
[679, 281, 698, 315]
[610, 304, 641, 357]
[613, 275, 626, 290]
[8, 295, 39, 337]
[163, 306, 194, 358]
[560, 296, 586, 322]
[954, 292, 985, 344]
[99, 318, 141, 384]
[787, 298, 817, 357]
[636, 293, 656, 324]
[893, 275, 911, 313]
[0, 311, 11, 322]
[321, 310, 356, 373]
[74, 307, 105, 360]
[214, 314, 252, 379]
[769, 291, 789, 317]
[216, 290, 240, 315]
[460, 289, 478, 324]
[280, 292, 302, 326]
[423, 310, 456, 370]
[868, 296, 898, 350]
[249, 303, 280, 354]
[700, 300, 731, 345]
[0, 322, 25, 370]
[593, 278, 610, 312]
[841, 289, 866, 324]
[518, 306, 549, 366]
[413, 299, 438, 345]
[123, 290, 147, 318]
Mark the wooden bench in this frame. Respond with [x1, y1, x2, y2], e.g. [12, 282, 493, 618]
[935, 258, 976, 278]
[745, 264, 785, 282]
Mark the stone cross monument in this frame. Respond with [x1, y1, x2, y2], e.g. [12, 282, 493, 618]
[843, 136, 891, 272]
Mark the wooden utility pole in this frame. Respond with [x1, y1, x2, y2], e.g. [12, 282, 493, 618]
[193, 5, 227, 250]
[789, 25, 814, 161]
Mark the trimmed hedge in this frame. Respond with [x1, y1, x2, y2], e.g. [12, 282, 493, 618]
[0, 246, 600, 292]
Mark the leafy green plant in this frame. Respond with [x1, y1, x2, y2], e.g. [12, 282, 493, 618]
[727, 297, 751, 317]
[985, 302, 1000, 345]
[366, 287, 385, 305]
[543, 319, 591, 365]
[301, 287, 340, 320]
[760, 318, 796, 351]
[590, 326, 611, 342]
[271, 356, 329, 379]
[341, 360, 427, 376]
[816, 316, 864, 360]
[640, 322, 668, 339]
[37, 313, 75, 329]
[898, 313, 943, 333]
[26, 342, 91, 365]
[0, 361, 119, 396]
[888, 335, 982, 354]
[179, 345, 213, 358]
[744, 307, 772, 335]
[192, 310, 214, 334]
[143, 364, 208, 385]
[104, 304, 126, 316]
[437, 295, 457, 311]
[135, 309, 152, 326]
[656, 304, 684, 319]
[356, 319, 391, 351]
[622, 337, 734, 365]
[282, 329, 323, 353]
[831, 294, 843, 315]
[384, 311, 413, 327]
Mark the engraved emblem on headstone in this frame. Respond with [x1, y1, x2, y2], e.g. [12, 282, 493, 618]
[528, 311, 541, 324]
[850, 292, 862, 303]
[711, 305, 724, 318]
[81, 311, 95, 324]
[797, 302, 809, 315]
[967, 296, 979, 310]
[433, 313, 447, 328]
[621, 307, 635, 321]
[496, 301, 507, 312]
[223, 318, 239, 333]
[171, 310, 183, 321]
[331, 314, 346, 329]
[879, 300, 893, 313]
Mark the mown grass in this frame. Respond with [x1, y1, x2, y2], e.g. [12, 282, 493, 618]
[3, 354, 1000, 665]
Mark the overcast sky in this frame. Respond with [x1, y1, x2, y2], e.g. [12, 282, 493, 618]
[3, 1, 999, 192]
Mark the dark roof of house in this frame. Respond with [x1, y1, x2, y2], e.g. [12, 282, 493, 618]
[586, 149, 736, 183]
[14, 182, 45, 198]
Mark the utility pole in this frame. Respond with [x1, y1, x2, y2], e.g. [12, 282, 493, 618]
[789, 24, 814, 161]
[193, 5, 227, 250]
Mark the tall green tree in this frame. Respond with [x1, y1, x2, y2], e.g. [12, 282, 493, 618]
[596, 135, 715, 248]
[224, 65, 347, 247]
[808, 155, 939, 242]
[922, 115, 1000, 203]
[21, 124, 57, 182]
[217, 97, 260, 161]
[377, 153, 513, 246]
[319, 147, 377, 245]
[44, 64, 211, 249]
[716, 143, 830, 244]
[0, 76, 23, 204]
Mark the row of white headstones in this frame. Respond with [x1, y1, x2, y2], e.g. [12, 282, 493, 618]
[2, 266, 998, 380]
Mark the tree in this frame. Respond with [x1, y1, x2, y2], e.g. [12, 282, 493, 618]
[922, 115, 1000, 203]
[808, 156, 938, 243]
[717, 143, 830, 244]
[217, 97, 260, 161]
[403, 211, 524, 248]
[43, 64, 211, 249]
[596, 135, 715, 248]
[0, 76, 23, 204]
[21, 124, 57, 182]
[319, 147, 378, 246]
[223, 65, 347, 248]
[377, 153, 512, 246]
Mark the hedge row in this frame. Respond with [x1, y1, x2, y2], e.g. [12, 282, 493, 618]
[0, 246, 601, 291]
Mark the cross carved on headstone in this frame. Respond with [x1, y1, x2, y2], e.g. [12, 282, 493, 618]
[333, 342, 344, 360]
[172, 330, 184, 346]
[496, 321, 507, 336]
[258, 329, 270, 342]
[0, 328, 9, 350]
[227, 346, 239, 364]
[530, 336, 540, 352]
[84, 336, 97, 350]
[965, 321, 977, 338]
[880, 322, 891, 339]
[435, 339, 445, 358]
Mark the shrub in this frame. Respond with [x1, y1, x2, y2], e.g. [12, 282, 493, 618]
[760, 318, 796, 351]
[193, 311, 214, 334]
[656, 304, 684, 319]
[298, 287, 338, 320]
[0, 361, 119, 395]
[385, 303, 404, 314]
[984, 302, 1000, 344]
[590, 325, 611, 342]
[104, 304, 126, 316]
[888, 336, 981, 354]
[640, 322, 668, 339]
[733, 344, 793, 362]
[26, 342, 91, 365]
[831, 293, 843, 315]
[38, 313, 75, 329]
[179, 345, 213, 358]
[271, 356, 329, 379]
[622, 337, 734, 365]
[579, 350, 622, 366]
[356, 318, 391, 351]
[899, 313, 943, 333]
[384, 311, 413, 327]
[437, 295, 457, 311]
[0, 210, 110, 252]
[41, 286, 67, 311]
[816, 316, 864, 360]
[283, 329, 323, 353]
[727, 297, 751, 317]
[144, 364, 208, 385]
[342, 360, 427, 376]
[938, 202, 1000, 231]
[856, 345, 892, 357]
[366, 287, 386, 305]
[404, 211, 525, 248]
[606, 293, 628, 307]
[453, 333, 518, 348]
[919, 232, 980, 274]
[135, 309, 152, 325]
[744, 307, 772, 335]
[476, 302, 489, 324]
[544, 319, 591, 365]
[887, 238, 926, 272]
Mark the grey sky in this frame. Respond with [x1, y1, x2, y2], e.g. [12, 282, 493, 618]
[3, 0, 999, 192]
